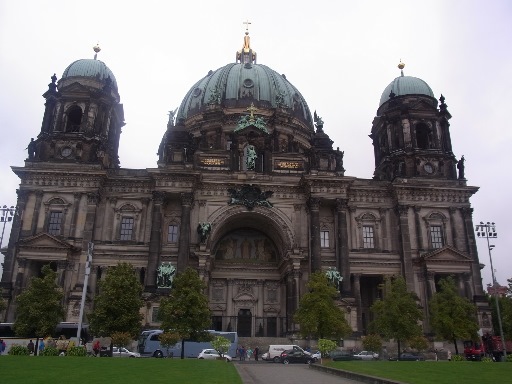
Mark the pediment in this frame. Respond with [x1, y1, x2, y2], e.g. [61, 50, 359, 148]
[233, 292, 257, 302]
[19, 233, 80, 252]
[59, 82, 91, 94]
[421, 245, 472, 264]
[410, 99, 437, 111]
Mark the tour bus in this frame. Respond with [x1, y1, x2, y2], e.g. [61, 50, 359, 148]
[137, 329, 238, 358]
[0, 322, 91, 354]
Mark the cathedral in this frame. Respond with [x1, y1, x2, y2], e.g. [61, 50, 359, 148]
[0, 30, 491, 340]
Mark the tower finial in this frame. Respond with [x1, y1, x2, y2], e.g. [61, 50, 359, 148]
[236, 21, 257, 64]
[93, 43, 101, 60]
[398, 59, 405, 76]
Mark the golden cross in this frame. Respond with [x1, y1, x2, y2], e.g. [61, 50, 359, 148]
[246, 103, 257, 120]
[243, 19, 251, 32]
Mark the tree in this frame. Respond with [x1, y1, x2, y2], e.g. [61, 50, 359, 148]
[294, 272, 352, 340]
[490, 295, 512, 340]
[159, 331, 180, 358]
[211, 336, 231, 359]
[14, 264, 64, 337]
[317, 338, 337, 363]
[362, 334, 383, 354]
[159, 267, 211, 359]
[88, 263, 143, 338]
[370, 276, 423, 355]
[0, 288, 6, 314]
[429, 276, 479, 354]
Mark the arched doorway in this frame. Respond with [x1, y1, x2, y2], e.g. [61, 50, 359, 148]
[237, 309, 252, 337]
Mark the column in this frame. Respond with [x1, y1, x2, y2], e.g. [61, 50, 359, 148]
[336, 199, 351, 294]
[461, 207, 484, 295]
[379, 207, 390, 252]
[139, 198, 150, 242]
[449, 207, 457, 248]
[106, 198, 117, 241]
[177, 192, 193, 273]
[309, 197, 321, 272]
[147, 191, 165, 290]
[30, 190, 44, 236]
[413, 206, 423, 251]
[353, 274, 363, 332]
[68, 193, 82, 238]
[396, 205, 415, 291]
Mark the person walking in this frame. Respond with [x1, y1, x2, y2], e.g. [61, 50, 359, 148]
[0, 339, 6, 355]
[27, 340, 35, 355]
[38, 339, 45, 355]
[246, 347, 253, 360]
[254, 346, 259, 361]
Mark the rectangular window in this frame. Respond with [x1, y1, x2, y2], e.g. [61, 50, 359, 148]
[320, 231, 329, 248]
[48, 211, 63, 235]
[151, 307, 159, 323]
[431, 225, 443, 249]
[120, 217, 134, 241]
[167, 225, 179, 243]
[363, 225, 375, 249]
[211, 316, 222, 331]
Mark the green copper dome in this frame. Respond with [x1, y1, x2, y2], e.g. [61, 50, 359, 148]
[177, 62, 313, 129]
[379, 75, 435, 107]
[61, 59, 118, 89]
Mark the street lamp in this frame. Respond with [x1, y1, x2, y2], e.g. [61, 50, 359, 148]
[0, 205, 16, 248]
[475, 221, 507, 360]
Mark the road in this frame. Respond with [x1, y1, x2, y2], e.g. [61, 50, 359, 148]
[234, 361, 362, 384]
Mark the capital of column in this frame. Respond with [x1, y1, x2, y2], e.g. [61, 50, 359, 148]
[396, 205, 409, 217]
[335, 198, 348, 211]
[181, 192, 194, 206]
[308, 197, 321, 211]
[152, 191, 166, 205]
[87, 192, 100, 205]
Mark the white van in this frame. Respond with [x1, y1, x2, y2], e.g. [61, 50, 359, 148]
[266, 345, 308, 363]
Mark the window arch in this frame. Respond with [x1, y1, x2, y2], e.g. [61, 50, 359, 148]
[355, 212, 380, 250]
[114, 203, 142, 242]
[44, 197, 70, 236]
[415, 123, 431, 149]
[65, 105, 83, 133]
[423, 212, 447, 250]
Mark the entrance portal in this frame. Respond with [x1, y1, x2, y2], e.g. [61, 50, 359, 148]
[237, 309, 252, 337]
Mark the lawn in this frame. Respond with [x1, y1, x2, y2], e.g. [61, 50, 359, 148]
[328, 360, 512, 384]
[1, 356, 242, 384]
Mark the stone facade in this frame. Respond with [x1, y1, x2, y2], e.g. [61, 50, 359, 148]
[0, 35, 491, 340]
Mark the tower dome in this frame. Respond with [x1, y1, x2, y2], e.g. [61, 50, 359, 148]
[378, 62, 436, 109]
[176, 32, 313, 132]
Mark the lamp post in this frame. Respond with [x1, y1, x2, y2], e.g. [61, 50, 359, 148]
[475, 221, 507, 360]
[76, 242, 93, 344]
[0, 205, 16, 248]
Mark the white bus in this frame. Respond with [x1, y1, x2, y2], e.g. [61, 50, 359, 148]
[137, 329, 238, 358]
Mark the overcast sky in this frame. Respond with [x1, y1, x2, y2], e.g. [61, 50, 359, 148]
[1, 0, 511, 288]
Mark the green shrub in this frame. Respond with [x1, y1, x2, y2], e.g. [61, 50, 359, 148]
[481, 357, 493, 363]
[66, 346, 87, 357]
[451, 354, 465, 362]
[40, 346, 59, 356]
[8, 344, 29, 356]
[506, 354, 512, 363]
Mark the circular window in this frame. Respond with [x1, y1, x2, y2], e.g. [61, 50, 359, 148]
[424, 163, 434, 174]
[243, 79, 254, 88]
[61, 147, 72, 158]
[192, 88, 202, 97]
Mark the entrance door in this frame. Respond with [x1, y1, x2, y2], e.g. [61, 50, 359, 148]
[237, 309, 252, 337]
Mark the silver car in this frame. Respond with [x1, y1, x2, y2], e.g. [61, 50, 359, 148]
[353, 350, 379, 360]
[197, 348, 233, 362]
[112, 347, 140, 358]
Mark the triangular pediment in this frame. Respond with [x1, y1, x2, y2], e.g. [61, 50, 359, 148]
[421, 245, 472, 263]
[19, 232, 80, 252]
[59, 82, 91, 94]
[233, 292, 256, 302]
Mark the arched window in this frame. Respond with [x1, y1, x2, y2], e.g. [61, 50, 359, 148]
[416, 123, 430, 149]
[66, 105, 83, 133]
[424, 212, 447, 250]
[355, 212, 381, 250]
[45, 197, 69, 236]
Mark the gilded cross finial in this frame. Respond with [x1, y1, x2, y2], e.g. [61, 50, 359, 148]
[246, 103, 257, 121]
[243, 19, 251, 33]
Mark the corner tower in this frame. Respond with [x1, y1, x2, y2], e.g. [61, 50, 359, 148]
[33, 45, 124, 168]
[370, 62, 457, 181]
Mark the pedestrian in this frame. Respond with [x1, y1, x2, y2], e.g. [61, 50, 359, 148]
[434, 349, 439, 361]
[246, 347, 253, 360]
[0, 339, 6, 355]
[254, 346, 259, 361]
[241, 346, 246, 361]
[38, 339, 45, 355]
[93, 340, 101, 357]
[447, 350, 452, 361]
[27, 340, 35, 355]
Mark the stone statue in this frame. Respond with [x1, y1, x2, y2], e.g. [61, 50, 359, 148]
[156, 262, 176, 288]
[457, 155, 465, 179]
[27, 138, 36, 160]
[335, 147, 344, 172]
[246, 145, 257, 170]
[325, 267, 343, 291]
[197, 222, 212, 243]
[167, 108, 177, 127]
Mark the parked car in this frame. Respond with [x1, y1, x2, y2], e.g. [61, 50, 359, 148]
[329, 350, 355, 361]
[389, 353, 425, 361]
[112, 347, 140, 358]
[311, 350, 321, 361]
[197, 348, 233, 361]
[261, 352, 269, 361]
[353, 350, 379, 360]
[280, 349, 315, 364]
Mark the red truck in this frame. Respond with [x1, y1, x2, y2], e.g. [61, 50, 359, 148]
[464, 334, 512, 361]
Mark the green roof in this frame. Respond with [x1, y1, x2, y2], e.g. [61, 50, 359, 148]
[379, 75, 434, 106]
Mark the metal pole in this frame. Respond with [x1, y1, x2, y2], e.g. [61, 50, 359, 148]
[477, 222, 507, 361]
[0, 205, 15, 248]
[77, 242, 93, 344]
